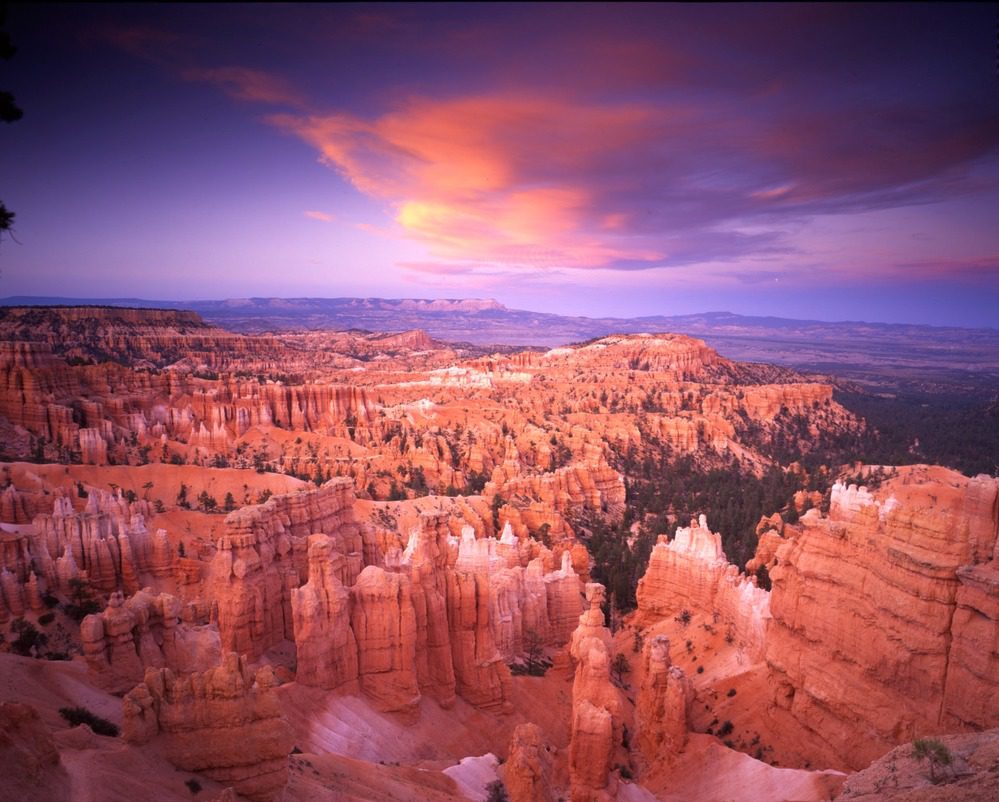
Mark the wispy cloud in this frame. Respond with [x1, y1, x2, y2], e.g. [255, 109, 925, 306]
[304, 209, 335, 222]
[268, 80, 998, 276]
[99, 7, 999, 288]
[182, 66, 306, 108]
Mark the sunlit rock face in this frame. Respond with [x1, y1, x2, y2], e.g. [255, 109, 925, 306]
[2, 307, 926, 799]
[636, 514, 770, 658]
[32, 489, 172, 593]
[208, 478, 365, 659]
[766, 468, 999, 770]
[446, 543, 513, 712]
[351, 565, 422, 716]
[123, 652, 293, 802]
[289, 533, 359, 692]
[568, 583, 624, 800]
[634, 466, 999, 772]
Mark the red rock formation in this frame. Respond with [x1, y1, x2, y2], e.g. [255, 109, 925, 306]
[446, 541, 512, 710]
[0, 701, 69, 802]
[210, 479, 365, 658]
[766, 468, 999, 770]
[545, 550, 584, 645]
[835, 728, 999, 801]
[400, 512, 457, 706]
[350, 565, 421, 715]
[122, 652, 292, 802]
[945, 564, 999, 731]
[290, 533, 358, 692]
[487, 459, 626, 521]
[635, 635, 692, 761]
[81, 589, 221, 694]
[568, 583, 624, 801]
[636, 515, 770, 658]
[502, 722, 553, 802]
[0, 566, 25, 617]
[0, 484, 35, 523]
[31, 489, 165, 593]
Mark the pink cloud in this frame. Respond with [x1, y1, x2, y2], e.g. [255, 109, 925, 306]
[268, 95, 676, 270]
[304, 210, 335, 222]
[182, 66, 305, 107]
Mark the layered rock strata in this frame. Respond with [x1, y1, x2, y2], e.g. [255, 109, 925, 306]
[81, 589, 221, 694]
[289, 533, 358, 692]
[635, 635, 692, 761]
[123, 652, 292, 802]
[209, 478, 367, 658]
[766, 469, 999, 769]
[31, 490, 172, 593]
[446, 532, 512, 711]
[568, 583, 623, 801]
[636, 515, 770, 658]
[351, 565, 421, 715]
[400, 512, 457, 706]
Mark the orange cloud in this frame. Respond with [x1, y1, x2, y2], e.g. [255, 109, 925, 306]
[269, 95, 672, 270]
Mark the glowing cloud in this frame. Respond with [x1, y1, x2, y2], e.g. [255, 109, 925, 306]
[304, 210, 335, 222]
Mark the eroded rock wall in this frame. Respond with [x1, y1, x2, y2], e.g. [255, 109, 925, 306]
[123, 652, 292, 802]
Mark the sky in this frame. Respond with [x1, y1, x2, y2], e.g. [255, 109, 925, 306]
[1, 3, 998, 327]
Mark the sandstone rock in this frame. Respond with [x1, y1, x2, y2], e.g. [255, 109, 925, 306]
[545, 550, 583, 645]
[351, 565, 421, 715]
[446, 562, 511, 711]
[569, 699, 614, 799]
[32, 488, 163, 593]
[502, 723, 553, 802]
[836, 728, 999, 801]
[211, 479, 366, 658]
[401, 513, 457, 706]
[290, 533, 358, 692]
[122, 653, 292, 802]
[0, 701, 69, 802]
[82, 589, 221, 694]
[636, 516, 770, 658]
[636, 635, 692, 761]
[766, 468, 999, 770]
[567, 582, 623, 800]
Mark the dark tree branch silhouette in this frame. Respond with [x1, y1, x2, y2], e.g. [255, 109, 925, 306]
[1, 4, 23, 244]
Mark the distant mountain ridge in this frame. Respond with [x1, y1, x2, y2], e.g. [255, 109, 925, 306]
[3, 295, 998, 390]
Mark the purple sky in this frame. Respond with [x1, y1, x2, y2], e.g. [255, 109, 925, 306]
[1, 4, 997, 326]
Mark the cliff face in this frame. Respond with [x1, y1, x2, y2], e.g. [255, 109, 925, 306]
[123, 652, 292, 802]
[401, 513, 457, 706]
[766, 468, 999, 769]
[209, 478, 365, 658]
[0, 487, 176, 623]
[30, 489, 174, 594]
[81, 589, 220, 694]
[351, 565, 421, 715]
[446, 548, 512, 711]
[289, 533, 358, 692]
[636, 515, 770, 659]
[633, 466, 999, 773]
